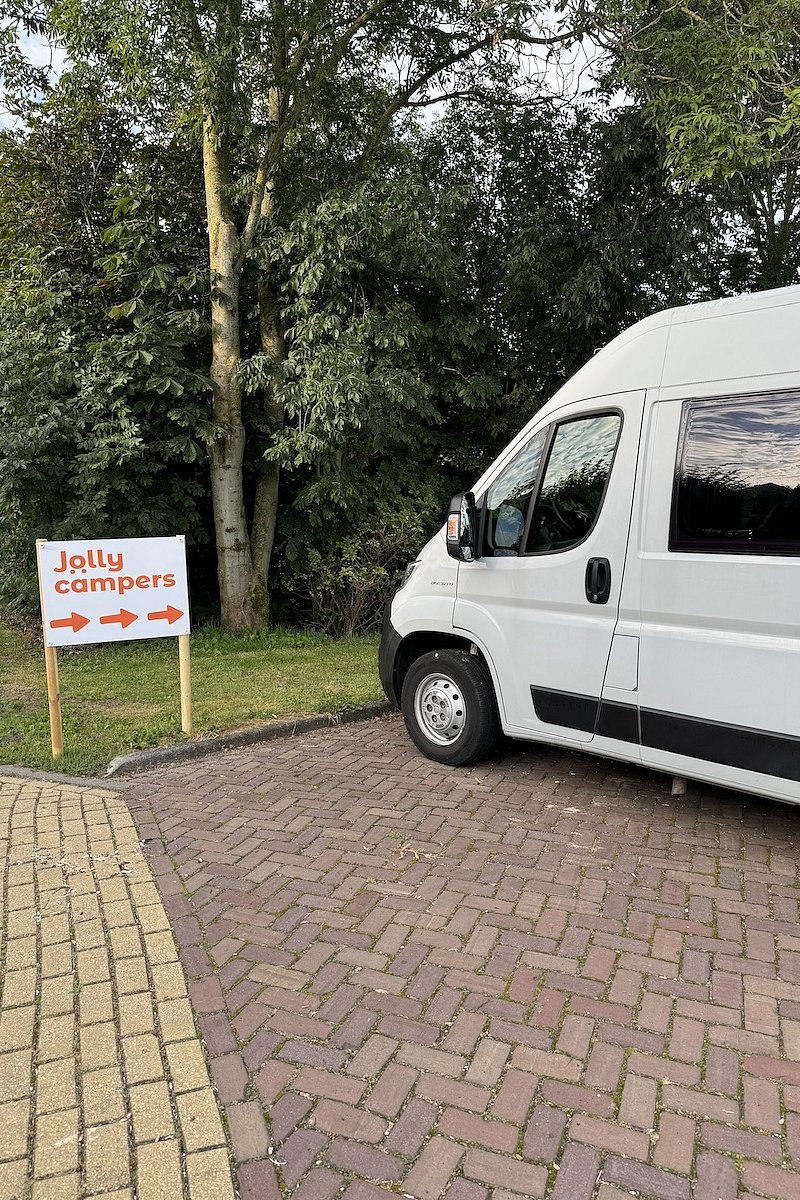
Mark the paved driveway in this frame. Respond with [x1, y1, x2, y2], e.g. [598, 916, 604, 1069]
[125, 714, 800, 1200]
[0, 774, 234, 1200]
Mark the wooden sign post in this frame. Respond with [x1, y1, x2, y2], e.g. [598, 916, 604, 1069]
[43, 641, 64, 759]
[179, 633, 192, 735]
[36, 536, 192, 759]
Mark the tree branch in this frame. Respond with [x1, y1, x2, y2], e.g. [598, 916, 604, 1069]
[357, 17, 582, 166]
[238, 6, 580, 257]
[311, 0, 397, 90]
[405, 88, 494, 107]
[239, 156, 273, 258]
[178, 0, 207, 62]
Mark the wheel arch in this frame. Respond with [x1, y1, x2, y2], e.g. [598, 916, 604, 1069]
[392, 631, 503, 722]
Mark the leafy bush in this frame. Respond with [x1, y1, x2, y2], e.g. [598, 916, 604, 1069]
[281, 482, 445, 637]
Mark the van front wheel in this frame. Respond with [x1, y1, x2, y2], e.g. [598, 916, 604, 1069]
[401, 649, 499, 766]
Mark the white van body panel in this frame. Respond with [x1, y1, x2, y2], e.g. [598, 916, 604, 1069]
[620, 395, 800, 804]
[603, 635, 639, 691]
[663, 292, 800, 389]
[636, 401, 800, 734]
[388, 530, 510, 721]
[390, 530, 458, 637]
[384, 284, 800, 804]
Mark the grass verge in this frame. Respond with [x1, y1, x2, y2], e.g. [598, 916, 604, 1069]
[0, 622, 383, 776]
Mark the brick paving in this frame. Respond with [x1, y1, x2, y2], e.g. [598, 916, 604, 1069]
[0, 775, 235, 1200]
[124, 715, 800, 1199]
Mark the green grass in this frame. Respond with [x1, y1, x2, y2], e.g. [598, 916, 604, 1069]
[0, 622, 383, 776]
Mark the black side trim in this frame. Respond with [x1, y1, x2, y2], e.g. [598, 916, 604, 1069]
[640, 709, 800, 783]
[531, 687, 597, 733]
[531, 686, 638, 742]
[596, 699, 639, 743]
[531, 684, 800, 782]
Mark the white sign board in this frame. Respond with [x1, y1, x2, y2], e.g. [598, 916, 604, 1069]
[37, 536, 191, 647]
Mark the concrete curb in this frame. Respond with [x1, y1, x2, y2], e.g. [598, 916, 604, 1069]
[0, 764, 127, 790]
[104, 700, 394, 777]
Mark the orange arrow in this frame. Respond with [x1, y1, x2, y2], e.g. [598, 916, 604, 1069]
[50, 612, 90, 634]
[99, 608, 137, 629]
[147, 605, 184, 625]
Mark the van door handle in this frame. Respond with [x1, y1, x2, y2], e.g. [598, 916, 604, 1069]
[585, 558, 611, 604]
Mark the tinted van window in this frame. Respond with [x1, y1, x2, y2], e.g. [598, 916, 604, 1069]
[671, 394, 800, 554]
[526, 413, 621, 553]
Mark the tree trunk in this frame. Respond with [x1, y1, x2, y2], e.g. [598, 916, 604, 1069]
[203, 119, 259, 631]
[249, 276, 286, 626]
[247, 72, 287, 628]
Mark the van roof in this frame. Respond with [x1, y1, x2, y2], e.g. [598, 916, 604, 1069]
[473, 284, 800, 498]
[666, 282, 800, 323]
[539, 282, 800, 417]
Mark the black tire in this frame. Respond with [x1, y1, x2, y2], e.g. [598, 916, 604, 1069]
[400, 649, 500, 767]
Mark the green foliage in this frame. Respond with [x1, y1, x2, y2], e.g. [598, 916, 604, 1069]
[604, 0, 800, 179]
[263, 173, 500, 475]
[240, 167, 506, 630]
[428, 103, 724, 418]
[0, 0, 596, 634]
[279, 470, 450, 635]
[5, 0, 797, 638]
[0, 79, 212, 612]
[92, 153, 215, 465]
[1, 80, 767, 631]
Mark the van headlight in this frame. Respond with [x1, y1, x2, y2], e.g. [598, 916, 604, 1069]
[400, 560, 420, 588]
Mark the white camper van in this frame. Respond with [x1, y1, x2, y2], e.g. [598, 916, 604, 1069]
[379, 285, 800, 804]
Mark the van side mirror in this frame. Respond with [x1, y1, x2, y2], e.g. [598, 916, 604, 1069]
[446, 491, 478, 561]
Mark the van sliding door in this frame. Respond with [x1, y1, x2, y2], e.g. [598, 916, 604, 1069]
[633, 391, 800, 797]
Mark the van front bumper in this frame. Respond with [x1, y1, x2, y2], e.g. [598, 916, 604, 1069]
[379, 604, 403, 707]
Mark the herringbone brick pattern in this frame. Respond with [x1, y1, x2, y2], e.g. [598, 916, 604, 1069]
[125, 715, 800, 1199]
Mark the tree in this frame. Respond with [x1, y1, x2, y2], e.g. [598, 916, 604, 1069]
[601, 0, 800, 180]
[426, 102, 724, 421]
[708, 167, 800, 291]
[263, 163, 504, 631]
[597, 0, 800, 290]
[4, 0, 588, 630]
[0, 75, 212, 612]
